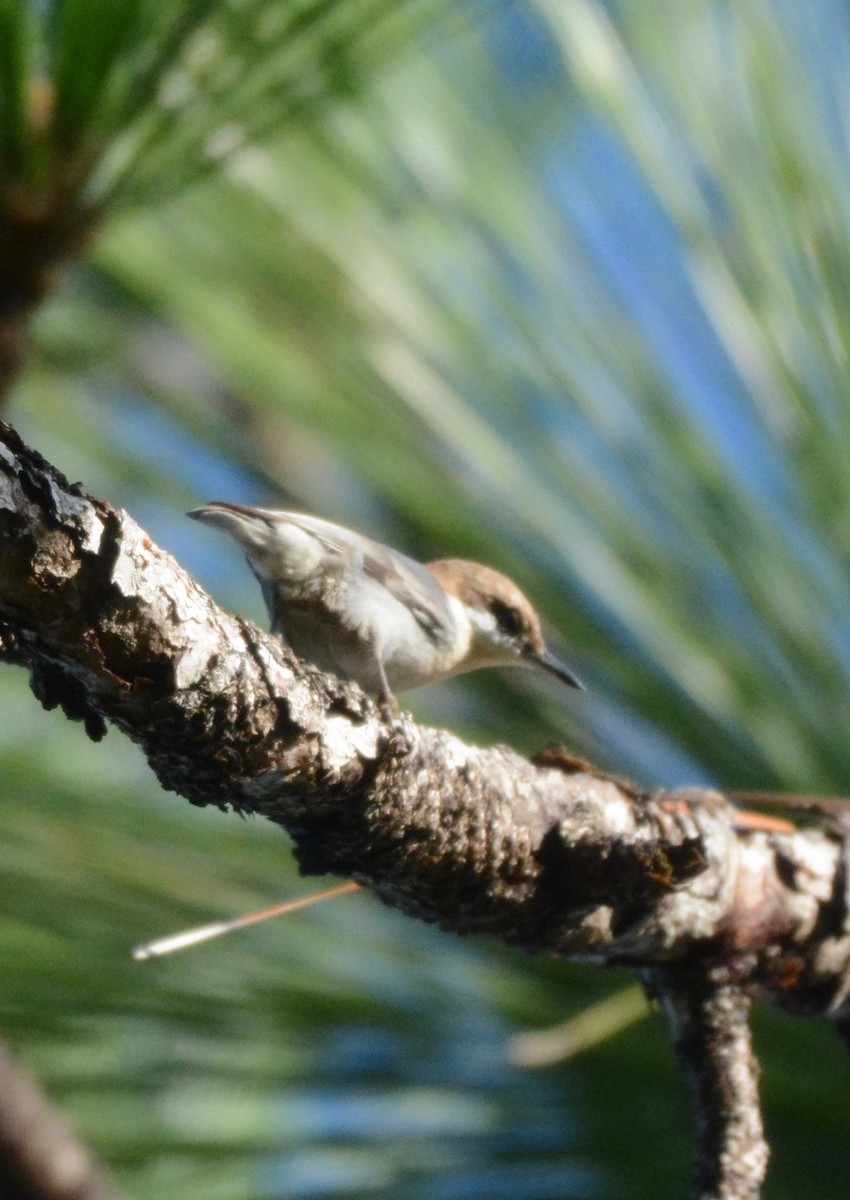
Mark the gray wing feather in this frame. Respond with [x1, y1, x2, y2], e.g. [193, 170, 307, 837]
[277, 512, 454, 641]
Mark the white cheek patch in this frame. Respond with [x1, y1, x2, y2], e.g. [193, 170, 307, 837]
[444, 595, 474, 659]
[466, 605, 498, 639]
[462, 602, 520, 662]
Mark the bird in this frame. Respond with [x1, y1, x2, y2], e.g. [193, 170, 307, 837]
[187, 502, 584, 707]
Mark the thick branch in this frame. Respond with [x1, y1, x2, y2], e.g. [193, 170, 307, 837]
[1, 77, 96, 403]
[7, 421, 850, 1198]
[0, 197, 92, 405]
[1, 419, 850, 994]
[651, 969, 767, 1200]
[0, 1039, 124, 1200]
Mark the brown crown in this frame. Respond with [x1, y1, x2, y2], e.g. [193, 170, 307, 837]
[426, 558, 545, 653]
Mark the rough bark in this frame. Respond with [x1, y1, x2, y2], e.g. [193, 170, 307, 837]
[651, 968, 767, 1200]
[2, 419, 850, 1198]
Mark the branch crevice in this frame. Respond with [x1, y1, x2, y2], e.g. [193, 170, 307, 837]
[2, 421, 850, 1198]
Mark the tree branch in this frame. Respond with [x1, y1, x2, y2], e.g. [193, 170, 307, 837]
[3, 419, 850, 1195]
[0, 184, 93, 406]
[0, 1038, 125, 1200]
[650, 968, 767, 1200]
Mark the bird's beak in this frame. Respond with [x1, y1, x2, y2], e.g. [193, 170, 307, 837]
[526, 648, 585, 691]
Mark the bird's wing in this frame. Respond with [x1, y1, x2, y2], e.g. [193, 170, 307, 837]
[277, 512, 455, 642]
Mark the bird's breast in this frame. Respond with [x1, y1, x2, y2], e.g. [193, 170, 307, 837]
[271, 579, 465, 693]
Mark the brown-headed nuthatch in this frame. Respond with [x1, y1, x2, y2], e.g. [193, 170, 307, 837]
[188, 503, 584, 706]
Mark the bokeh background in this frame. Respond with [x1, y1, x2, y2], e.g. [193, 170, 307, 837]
[2, 1, 850, 1196]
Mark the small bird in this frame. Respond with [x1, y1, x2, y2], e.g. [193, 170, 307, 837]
[187, 502, 584, 706]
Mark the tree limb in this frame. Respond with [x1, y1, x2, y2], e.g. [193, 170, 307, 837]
[3, 419, 850, 1195]
[650, 968, 767, 1200]
[0, 172, 93, 406]
[0, 1039, 125, 1200]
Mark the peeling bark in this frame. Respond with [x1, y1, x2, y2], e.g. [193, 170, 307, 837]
[2, 420, 850, 1197]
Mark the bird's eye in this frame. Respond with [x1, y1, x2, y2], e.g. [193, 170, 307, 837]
[491, 600, 524, 638]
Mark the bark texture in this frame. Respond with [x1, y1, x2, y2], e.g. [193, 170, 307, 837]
[652, 968, 767, 1200]
[2, 420, 850, 1199]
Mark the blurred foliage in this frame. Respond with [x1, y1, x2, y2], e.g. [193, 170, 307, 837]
[0, 0, 448, 210]
[3, 0, 850, 1197]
